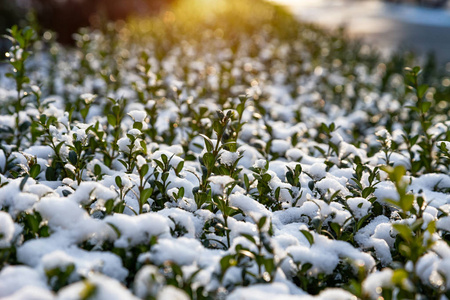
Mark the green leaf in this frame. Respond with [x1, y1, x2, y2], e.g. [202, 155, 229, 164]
[362, 187, 374, 198]
[107, 222, 121, 238]
[244, 174, 250, 190]
[300, 229, 314, 246]
[410, 135, 419, 145]
[68, 151, 77, 165]
[356, 213, 372, 231]
[94, 164, 102, 176]
[300, 263, 312, 273]
[25, 213, 39, 233]
[212, 120, 222, 134]
[118, 159, 128, 169]
[286, 170, 294, 186]
[400, 194, 414, 213]
[133, 122, 143, 130]
[55, 142, 65, 155]
[161, 154, 168, 165]
[263, 259, 275, 279]
[45, 166, 57, 181]
[262, 173, 272, 182]
[274, 187, 281, 199]
[203, 152, 216, 170]
[405, 105, 420, 113]
[412, 66, 422, 74]
[79, 281, 97, 300]
[29, 164, 41, 179]
[220, 254, 236, 271]
[427, 220, 436, 235]
[115, 176, 123, 188]
[258, 216, 268, 229]
[154, 159, 164, 170]
[236, 102, 245, 117]
[199, 134, 214, 152]
[107, 114, 117, 126]
[176, 161, 184, 174]
[140, 164, 149, 177]
[178, 186, 185, 198]
[241, 233, 256, 244]
[74, 140, 82, 154]
[104, 199, 114, 214]
[20, 175, 29, 191]
[420, 101, 431, 113]
[112, 105, 120, 116]
[391, 269, 409, 286]
[80, 107, 89, 119]
[384, 165, 406, 183]
[330, 222, 341, 236]
[19, 121, 31, 132]
[140, 188, 153, 204]
[417, 84, 428, 99]
[393, 224, 412, 242]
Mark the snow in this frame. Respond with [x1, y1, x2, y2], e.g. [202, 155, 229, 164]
[0, 178, 40, 216]
[41, 250, 75, 271]
[128, 110, 147, 122]
[237, 145, 264, 169]
[229, 192, 271, 219]
[0, 211, 15, 248]
[157, 208, 204, 238]
[68, 182, 117, 205]
[228, 283, 305, 300]
[271, 139, 291, 155]
[307, 163, 327, 180]
[35, 197, 112, 243]
[134, 265, 165, 298]
[253, 159, 268, 170]
[80, 93, 97, 104]
[1, 287, 55, 300]
[354, 216, 394, 266]
[128, 128, 142, 137]
[57, 274, 140, 300]
[438, 258, 450, 289]
[346, 197, 371, 219]
[0, 266, 49, 298]
[362, 268, 394, 299]
[144, 237, 205, 266]
[219, 150, 240, 166]
[117, 137, 132, 153]
[136, 155, 147, 168]
[208, 175, 235, 195]
[287, 233, 375, 276]
[156, 286, 190, 300]
[23, 145, 54, 159]
[104, 213, 171, 248]
[315, 177, 350, 197]
[117, 137, 142, 153]
[373, 181, 399, 203]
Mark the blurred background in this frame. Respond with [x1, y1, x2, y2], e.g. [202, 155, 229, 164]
[0, 0, 175, 56]
[0, 0, 175, 43]
[271, 0, 450, 63]
[1, 0, 450, 63]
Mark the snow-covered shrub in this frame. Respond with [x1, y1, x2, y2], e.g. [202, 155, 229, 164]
[0, 0, 450, 298]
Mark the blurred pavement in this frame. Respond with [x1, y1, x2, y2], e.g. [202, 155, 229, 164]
[271, 0, 450, 63]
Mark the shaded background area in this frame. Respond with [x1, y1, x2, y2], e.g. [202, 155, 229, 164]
[0, 0, 175, 56]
